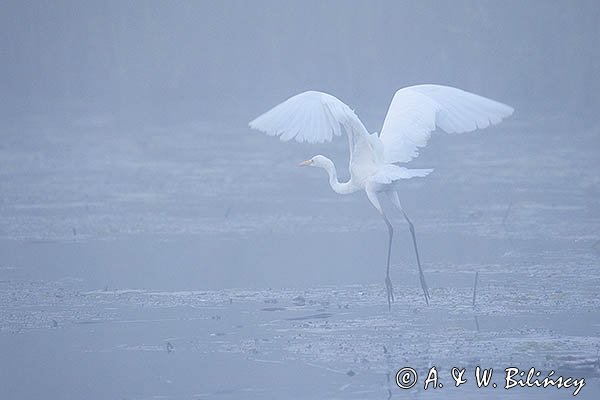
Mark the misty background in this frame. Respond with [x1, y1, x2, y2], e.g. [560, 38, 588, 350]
[1, 2, 599, 399]
[2, 0, 599, 123]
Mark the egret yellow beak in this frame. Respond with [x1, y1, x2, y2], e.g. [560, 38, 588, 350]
[298, 159, 312, 167]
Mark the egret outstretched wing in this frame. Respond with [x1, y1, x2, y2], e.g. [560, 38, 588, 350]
[249, 90, 370, 144]
[249, 90, 380, 171]
[379, 84, 514, 163]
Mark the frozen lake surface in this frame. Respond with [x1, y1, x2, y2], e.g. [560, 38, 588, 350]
[0, 112, 599, 399]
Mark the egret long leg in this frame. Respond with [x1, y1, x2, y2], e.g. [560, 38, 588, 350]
[382, 213, 395, 310]
[402, 210, 430, 305]
[365, 186, 395, 310]
[391, 192, 430, 305]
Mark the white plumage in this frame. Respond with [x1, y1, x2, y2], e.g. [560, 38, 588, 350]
[379, 85, 514, 163]
[249, 90, 365, 144]
[249, 84, 513, 309]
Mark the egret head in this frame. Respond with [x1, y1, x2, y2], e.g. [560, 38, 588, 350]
[298, 155, 329, 168]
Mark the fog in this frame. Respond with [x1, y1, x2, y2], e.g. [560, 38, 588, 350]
[1, 1, 599, 399]
[3, 1, 599, 122]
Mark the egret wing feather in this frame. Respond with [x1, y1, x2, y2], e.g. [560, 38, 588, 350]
[249, 91, 370, 144]
[379, 84, 514, 163]
[370, 165, 433, 184]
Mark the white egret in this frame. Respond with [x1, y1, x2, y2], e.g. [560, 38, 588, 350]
[249, 85, 513, 309]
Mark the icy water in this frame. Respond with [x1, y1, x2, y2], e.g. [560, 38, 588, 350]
[0, 113, 599, 399]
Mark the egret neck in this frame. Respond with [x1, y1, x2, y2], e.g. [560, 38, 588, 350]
[318, 157, 355, 195]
